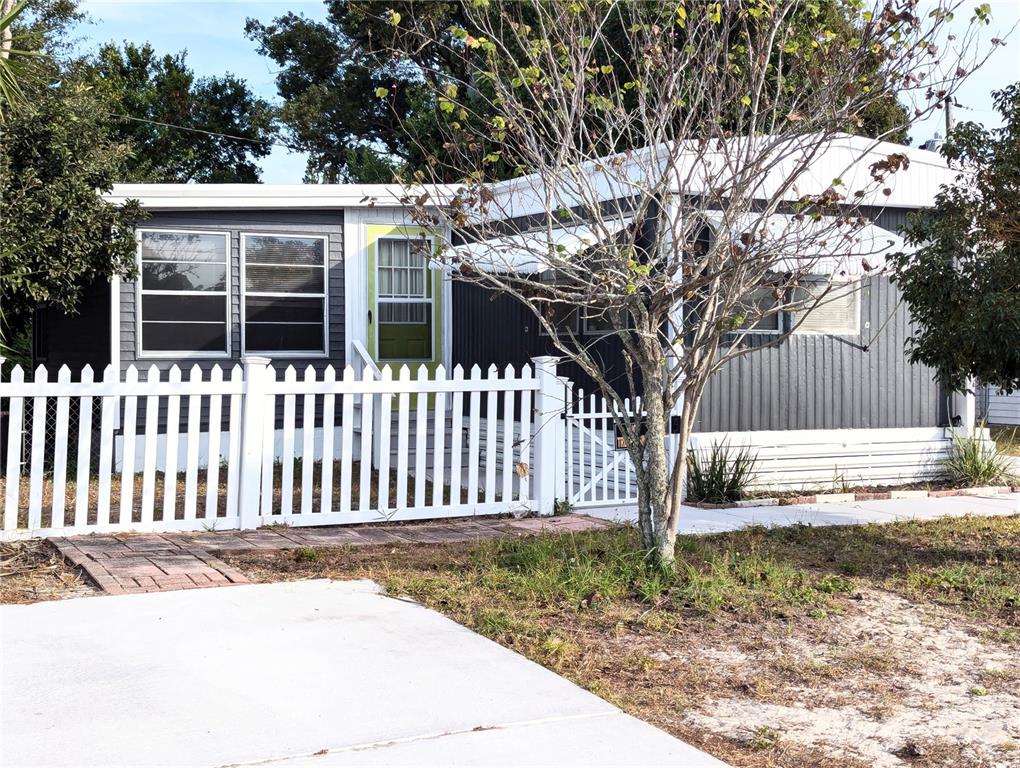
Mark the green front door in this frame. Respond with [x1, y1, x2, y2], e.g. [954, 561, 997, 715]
[367, 225, 443, 371]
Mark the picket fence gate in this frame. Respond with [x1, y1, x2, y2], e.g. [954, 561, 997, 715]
[0, 356, 566, 540]
[563, 386, 643, 509]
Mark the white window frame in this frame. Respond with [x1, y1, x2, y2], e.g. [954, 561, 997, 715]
[789, 278, 861, 336]
[374, 235, 435, 363]
[241, 232, 330, 358]
[136, 228, 231, 359]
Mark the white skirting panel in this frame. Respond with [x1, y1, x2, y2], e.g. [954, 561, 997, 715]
[689, 427, 965, 491]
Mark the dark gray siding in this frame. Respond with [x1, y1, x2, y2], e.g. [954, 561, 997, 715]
[454, 204, 944, 432]
[694, 276, 944, 432]
[120, 209, 345, 380]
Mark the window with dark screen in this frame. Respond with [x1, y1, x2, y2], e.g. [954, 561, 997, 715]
[138, 230, 230, 355]
[242, 234, 328, 355]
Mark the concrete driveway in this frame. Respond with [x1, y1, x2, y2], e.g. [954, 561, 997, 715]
[1, 580, 726, 768]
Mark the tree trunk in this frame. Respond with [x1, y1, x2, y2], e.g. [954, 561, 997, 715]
[636, 364, 676, 568]
[0, 0, 14, 60]
[664, 394, 698, 538]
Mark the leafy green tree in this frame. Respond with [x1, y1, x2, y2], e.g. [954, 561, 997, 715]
[0, 26, 142, 345]
[892, 84, 1020, 394]
[91, 42, 277, 183]
[247, 0, 910, 183]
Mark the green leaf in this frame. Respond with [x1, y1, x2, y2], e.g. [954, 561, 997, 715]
[374, 87, 389, 99]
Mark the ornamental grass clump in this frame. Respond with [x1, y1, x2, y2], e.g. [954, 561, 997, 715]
[943, 427, 1015, 487]
[686, 441, 758, 504]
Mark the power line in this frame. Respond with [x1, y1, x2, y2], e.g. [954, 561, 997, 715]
[107, 113, 307, 154]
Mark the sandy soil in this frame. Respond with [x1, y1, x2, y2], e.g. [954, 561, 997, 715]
[678, 589, 1020, 767]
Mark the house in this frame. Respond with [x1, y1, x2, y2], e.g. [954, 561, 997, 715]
[31, 134, 973, 492]
[982, 387, 1020, 426]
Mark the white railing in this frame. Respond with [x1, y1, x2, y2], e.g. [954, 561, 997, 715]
[0, 356, 561, 540]
[351, 339, 381, 379]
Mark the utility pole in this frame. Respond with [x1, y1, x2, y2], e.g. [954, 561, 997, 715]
[945, 95, 954, 137]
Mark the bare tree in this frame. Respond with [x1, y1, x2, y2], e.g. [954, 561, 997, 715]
[387, 0, 995, 566]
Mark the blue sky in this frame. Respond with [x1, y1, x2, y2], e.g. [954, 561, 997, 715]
[78, 0, 1020, 184]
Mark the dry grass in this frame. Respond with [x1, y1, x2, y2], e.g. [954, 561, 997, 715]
[991, 425, 1020, 457]
[0, 540, 98, 604]
[226, 514, 1020, 768]
[0, 460, 463, 529]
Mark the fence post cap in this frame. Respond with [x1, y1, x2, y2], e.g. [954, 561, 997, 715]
[241, 356, 272, 367]
[530, 355, 561, 367]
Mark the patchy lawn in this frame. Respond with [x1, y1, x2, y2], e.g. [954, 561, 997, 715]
[0, 540, 98, 604]
[227, 514, 1020, 768]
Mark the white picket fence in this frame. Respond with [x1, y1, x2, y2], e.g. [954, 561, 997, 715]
[0, 353, 976, 540]
[0, 356, 564, 540]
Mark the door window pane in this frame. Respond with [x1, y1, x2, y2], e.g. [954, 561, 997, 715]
[378, 239, 430, 299]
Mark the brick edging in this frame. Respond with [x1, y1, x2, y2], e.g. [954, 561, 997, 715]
[688, 485, 1019, 509]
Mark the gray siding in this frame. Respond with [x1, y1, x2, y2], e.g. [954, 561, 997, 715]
[694, 277, 943, 432]
[120, 209, 345, 380]
[693, 205, 942, 432]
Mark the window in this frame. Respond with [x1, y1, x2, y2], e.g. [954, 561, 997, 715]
[730, 286, 782, 334]
[242, 234, 328, 355]
[788, 279, 860, 335]
[376, 237, 433, 360]
[138, 230, 229, 355]
[582, 307, 628, 336]
[538, 303, 579, 337]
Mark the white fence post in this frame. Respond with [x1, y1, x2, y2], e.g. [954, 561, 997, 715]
[237, 356, 271, 530]
[531, 356, 560, 516]
[554, 376, 571, 503]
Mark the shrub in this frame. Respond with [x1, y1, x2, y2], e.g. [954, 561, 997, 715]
[686, 441, 758, 503]
[943, 427, 1015, 487]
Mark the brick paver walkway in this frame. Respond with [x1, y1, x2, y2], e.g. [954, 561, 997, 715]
[50, 514, 614, 596]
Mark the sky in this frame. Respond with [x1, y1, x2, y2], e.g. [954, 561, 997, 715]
[76, 0, 1020, 184]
